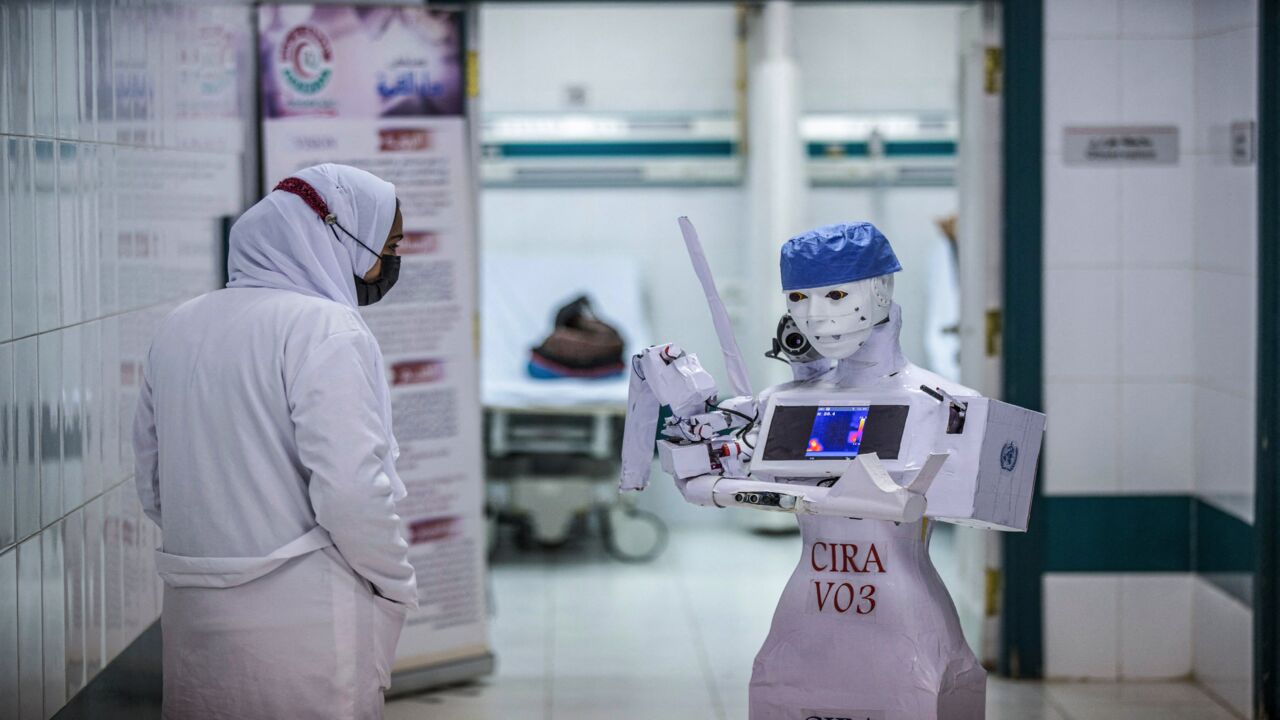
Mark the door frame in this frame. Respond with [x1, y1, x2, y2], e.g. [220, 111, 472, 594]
[1256, 1, 1279, 716]
[996, 0, 1046, 679]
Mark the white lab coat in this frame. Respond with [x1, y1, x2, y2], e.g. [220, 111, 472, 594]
[134, 164, 416, 720]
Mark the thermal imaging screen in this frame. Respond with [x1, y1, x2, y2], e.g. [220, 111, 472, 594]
[805, 406, 871, 458]
[762, 404, 908, 461]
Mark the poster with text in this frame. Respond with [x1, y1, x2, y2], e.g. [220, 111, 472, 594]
[258, 5, 489, 679]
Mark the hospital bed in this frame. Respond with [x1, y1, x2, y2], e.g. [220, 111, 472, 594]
[481, 254, 666, 561]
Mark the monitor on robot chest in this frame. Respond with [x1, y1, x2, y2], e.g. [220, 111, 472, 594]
[752, 386, 946, 481]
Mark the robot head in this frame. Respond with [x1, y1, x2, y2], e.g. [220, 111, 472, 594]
[779, 222, 900, 359]
[785, 274, 893, 358]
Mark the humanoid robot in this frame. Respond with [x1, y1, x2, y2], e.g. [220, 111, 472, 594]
[621, 219, 1044, 720]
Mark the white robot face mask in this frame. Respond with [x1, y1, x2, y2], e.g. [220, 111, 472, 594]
[784, 274, 893, 359]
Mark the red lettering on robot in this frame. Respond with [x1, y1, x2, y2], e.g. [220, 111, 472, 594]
[813, 581, 877, 615]
[809, 541, 887, 574]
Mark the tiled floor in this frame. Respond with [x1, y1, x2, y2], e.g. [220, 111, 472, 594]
[387, 525, 1243, 720]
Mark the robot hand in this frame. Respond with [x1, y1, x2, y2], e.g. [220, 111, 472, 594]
[620, 344, 721, 491]
[639, 344, 716, 416]
[654, 394, 758, 480]
[661, 395, 758, 442]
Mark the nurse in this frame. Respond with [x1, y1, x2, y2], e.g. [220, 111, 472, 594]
[133, 163, 416, 719]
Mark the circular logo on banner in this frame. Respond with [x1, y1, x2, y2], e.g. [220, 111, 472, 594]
[1000, 441, 1020, 472]
[280, 25, 333, 95]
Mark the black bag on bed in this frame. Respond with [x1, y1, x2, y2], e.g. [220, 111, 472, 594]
[528, 295, 626, 379]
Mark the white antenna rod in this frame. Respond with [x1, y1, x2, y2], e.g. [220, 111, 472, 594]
[677, 217, 755, 399]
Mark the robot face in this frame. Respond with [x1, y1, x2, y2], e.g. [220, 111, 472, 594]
[784, 274, 893, 359]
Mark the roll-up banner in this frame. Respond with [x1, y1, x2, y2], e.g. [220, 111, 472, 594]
[257, 5, 492, 692]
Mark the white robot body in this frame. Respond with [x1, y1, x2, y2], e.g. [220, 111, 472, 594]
[752, 513, 987, 720]
[744, 312, 993, 719]
[619, 219, 1045, 720]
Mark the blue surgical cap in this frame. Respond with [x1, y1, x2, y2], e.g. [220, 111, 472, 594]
[779, 222, 901, 291]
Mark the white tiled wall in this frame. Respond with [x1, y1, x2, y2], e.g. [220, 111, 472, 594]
[1190, 1, 1258, 715]
[1045, 573, 1196, 680]
[1044, 573, 1198, 681]
[1194, 576, 1253, 712]
[1191, 0, 1258, 524]
[1041, 0, 1257, 699]
[1044, 574, 1122, 679]
[1119, 574, 1195, 678]
[0, 2, 256, 717]
[1043, 0, 1200, 498]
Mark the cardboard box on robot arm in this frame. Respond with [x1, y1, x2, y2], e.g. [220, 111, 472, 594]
[924, 397, 1045, 532]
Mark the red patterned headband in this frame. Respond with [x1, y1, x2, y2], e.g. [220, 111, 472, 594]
[274, 175, 386, 259]
[275, 176, 338, 226]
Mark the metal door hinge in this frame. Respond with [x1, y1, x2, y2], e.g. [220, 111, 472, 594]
[985, 567, 1001, 616]
[984, 46, 1002, 95]
[985, 309, 1002, 357]
[466, 50, 479, 98]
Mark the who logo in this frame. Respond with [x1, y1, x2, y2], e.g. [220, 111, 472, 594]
[1000, 441, 1019, 472]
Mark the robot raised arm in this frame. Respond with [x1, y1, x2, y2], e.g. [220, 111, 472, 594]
[618, 343, 758, 492]
[620, 217, 763, 493]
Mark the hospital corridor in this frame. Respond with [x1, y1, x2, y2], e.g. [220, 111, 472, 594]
[0, 1, 1274, 719]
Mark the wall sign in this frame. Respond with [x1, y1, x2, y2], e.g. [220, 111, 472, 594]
[258, 4, 490, 693]
[1063, 125, 1179, 165]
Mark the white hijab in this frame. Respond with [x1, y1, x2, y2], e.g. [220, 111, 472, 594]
[228, 163, 395, 302]
[226, 163, 406, 500]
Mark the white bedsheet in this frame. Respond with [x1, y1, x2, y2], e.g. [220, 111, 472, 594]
[481, 254, 652, 410]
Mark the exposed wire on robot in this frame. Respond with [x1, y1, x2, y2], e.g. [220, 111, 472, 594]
[764, 348, 791, 366]
[704, 399, 758, 449]
[706, 400, 756, 425]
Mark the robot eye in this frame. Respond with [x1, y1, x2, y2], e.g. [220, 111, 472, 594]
[787, 292, 808, 302]
[825, 290, 849, 300]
